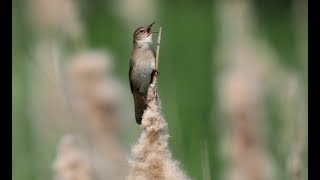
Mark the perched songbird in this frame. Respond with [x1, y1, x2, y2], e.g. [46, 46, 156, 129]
[129, 22, 157, 124]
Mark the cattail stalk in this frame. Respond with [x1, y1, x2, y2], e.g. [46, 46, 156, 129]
[153, 26, 162, 85]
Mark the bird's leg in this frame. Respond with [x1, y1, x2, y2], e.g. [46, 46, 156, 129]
[150, 69, 160, 87]
[152, 69, 160, 77]
[139, 93, 151, 108]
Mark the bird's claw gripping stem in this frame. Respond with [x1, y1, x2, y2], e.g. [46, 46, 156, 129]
[152, 69, 160, 77]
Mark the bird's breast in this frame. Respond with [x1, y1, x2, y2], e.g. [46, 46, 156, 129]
[130, 47, 156, 93]
[133, 58, 154, 81]
[131, 57, 155, 93]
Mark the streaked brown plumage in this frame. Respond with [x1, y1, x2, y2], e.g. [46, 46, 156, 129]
[129, 22, 156, 124]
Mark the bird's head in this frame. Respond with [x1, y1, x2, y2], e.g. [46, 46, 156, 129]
[133, 22, 156, 47]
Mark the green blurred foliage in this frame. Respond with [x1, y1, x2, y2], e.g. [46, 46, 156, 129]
[12, 0, 307, 179]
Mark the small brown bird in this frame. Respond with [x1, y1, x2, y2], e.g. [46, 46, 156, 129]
[129, 22, 157, 124]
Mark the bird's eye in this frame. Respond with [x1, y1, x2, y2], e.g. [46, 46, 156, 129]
[139, 29, 144, 33]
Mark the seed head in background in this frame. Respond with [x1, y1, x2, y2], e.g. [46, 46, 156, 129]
[63, 50, 129, 179]
[52, 134, 95, 180]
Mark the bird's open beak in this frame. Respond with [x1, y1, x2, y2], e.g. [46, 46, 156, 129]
[147, 22, 155, 34]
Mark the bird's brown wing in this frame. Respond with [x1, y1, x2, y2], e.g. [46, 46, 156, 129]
[132, 92, 146, 124]
[130, 58, 146, 124]
[129, 58, 134, 93]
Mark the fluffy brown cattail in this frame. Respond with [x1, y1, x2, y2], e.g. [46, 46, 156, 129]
[112, 0, 158, 27]
[28, 40, 72, 140]
[127, 90, 189, 180]
[220, 68, 274, 180]
[52, 134, 95, 180]
[214, 1, 276, 180]
[28, 0, 83, 40]
[27, 0, 84, 147]
[65, 50, 122, 134]
[65, 50, 128, 179]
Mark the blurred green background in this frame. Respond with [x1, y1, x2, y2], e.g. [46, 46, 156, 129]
[13, 0, 307, 179]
